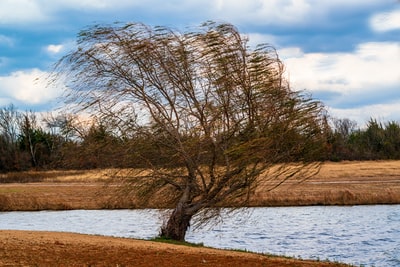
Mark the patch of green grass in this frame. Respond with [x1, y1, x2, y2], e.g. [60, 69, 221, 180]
[150, 237, 204, 247]
[149, 238, 353, 266]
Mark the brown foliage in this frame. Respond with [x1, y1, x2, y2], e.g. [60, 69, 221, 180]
[53, 21, 326, 240]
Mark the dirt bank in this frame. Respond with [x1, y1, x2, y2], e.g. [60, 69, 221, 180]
[0, 230, 348, 266]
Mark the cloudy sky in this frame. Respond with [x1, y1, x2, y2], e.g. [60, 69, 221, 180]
[0, 0, 399, 126]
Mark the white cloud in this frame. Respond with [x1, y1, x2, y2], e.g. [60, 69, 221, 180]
[0, 0, 390, 26]
[0, 0, 155, 25]
[47, 44, 64, 54]
[44, 40, 76, 57]
[370, 9, 400, 32]
[204, 0, 388, 26]
[0, 69, 63, 105]
[329, 101, 400, 127]
[62, 0, 141, 9]
[281, 42, 400, 125]
[283, 42, 400, 95]
[0, 0, 137, 24]
[0, 0, 47, 24]
[208, 0, 311, 25]
[278, 47, 304, 59]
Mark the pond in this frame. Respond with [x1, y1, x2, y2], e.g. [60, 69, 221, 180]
[1, 205, 399, 267]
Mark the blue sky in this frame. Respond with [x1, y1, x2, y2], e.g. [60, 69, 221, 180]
[0, 0, 399, 127]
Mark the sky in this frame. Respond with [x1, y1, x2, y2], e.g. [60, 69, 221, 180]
[0, 0, 399, 127]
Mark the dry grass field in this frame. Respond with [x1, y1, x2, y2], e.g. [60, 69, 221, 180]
[0, 160, 399, 211]
[253, 160, 400, 206]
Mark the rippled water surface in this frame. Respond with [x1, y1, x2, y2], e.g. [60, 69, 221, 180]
[1, 205, 399, 267]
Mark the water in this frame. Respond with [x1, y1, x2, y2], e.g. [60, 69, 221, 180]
[0, 205, 399, 267]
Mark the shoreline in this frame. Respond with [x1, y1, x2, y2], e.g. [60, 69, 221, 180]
[0, 230, 350, 266]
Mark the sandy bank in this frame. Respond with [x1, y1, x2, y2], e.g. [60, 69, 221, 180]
[0, 230, 349, 266]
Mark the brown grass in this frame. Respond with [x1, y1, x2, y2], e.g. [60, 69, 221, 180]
[253, 160, 400, 206]
[0, 160, 399, 211]
[0, 169, 111, 183]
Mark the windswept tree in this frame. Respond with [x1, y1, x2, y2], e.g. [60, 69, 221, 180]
[54, 22, 326, 241]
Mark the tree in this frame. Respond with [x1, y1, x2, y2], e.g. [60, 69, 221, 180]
[333, 118, 357, 141]
[383, 121, 400, 158]
[328, 118, 358, 160]
[18, 112, 56, 168]
[76, 119, 125, 169]
[0, 105, 21, 171]
[54, 22, 326, 241]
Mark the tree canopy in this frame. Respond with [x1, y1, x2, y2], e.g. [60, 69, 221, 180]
[53, 21, 327, 241]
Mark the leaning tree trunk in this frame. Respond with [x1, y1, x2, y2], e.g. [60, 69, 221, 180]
[160, 182, 201, 241]
[160, 203, 194, 241]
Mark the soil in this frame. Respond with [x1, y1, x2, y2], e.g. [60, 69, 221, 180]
[0, 230, 348, 266]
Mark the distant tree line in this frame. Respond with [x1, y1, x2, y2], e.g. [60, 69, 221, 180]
[1, 103, 399, 172]
[326, 118, 400, 161]
[0, 104, 203, 171]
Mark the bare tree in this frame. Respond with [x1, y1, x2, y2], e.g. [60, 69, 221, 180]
[53, 22, 326, 241]
[333, 118, 357, 140]
[0, 104, 21, 171]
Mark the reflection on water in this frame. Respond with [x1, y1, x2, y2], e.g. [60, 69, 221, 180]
[1, 205, 399, 267]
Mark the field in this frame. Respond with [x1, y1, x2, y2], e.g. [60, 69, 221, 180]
[254, 160, 400, 206]
[0, 160, 398, 266]
[1, 160, 399, 210]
